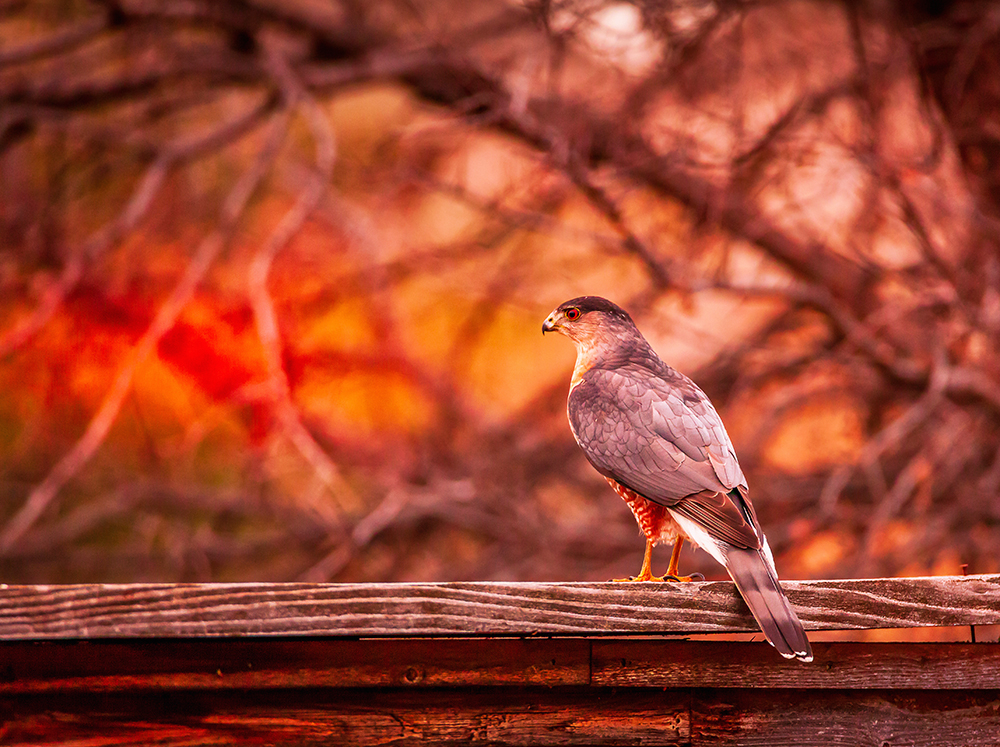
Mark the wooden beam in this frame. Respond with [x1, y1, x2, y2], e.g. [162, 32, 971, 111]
[2, 630, 997, 745]
[8, 683, 999, 747]
[1, 639, 997, 694]
[0, 575, 997, 639]
[8, 685, 1000, 747]
[689, 690, 1000, 747]
[0, 639, 592, 693]
[592, 640, 1000, 690]
[1, 687, 692, 746]
[4, 639, 999, 746]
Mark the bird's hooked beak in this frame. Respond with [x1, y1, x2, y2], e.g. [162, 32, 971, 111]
[542, 313, 558, 334]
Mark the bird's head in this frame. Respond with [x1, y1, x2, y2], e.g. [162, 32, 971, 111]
[542, 296, 637, 350]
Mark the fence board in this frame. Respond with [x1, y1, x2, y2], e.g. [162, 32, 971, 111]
[0, 638, 592, 693]
[2, 576, 999, 746]
[1, 639, 996, 694]
[691, 690, 1000, 747]
[592, 640, 1000, 690]
[2, 688, 691, 747]
[8, 685, 998, 747]
[1, 574, 998, 639]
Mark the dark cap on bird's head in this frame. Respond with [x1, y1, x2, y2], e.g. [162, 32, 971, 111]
[542, 296, 634, 335]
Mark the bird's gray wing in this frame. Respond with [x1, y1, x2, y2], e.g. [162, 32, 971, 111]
[568, 366, 759, 549]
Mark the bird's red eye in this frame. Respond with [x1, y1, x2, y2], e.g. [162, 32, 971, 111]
[565, 307, 581, 320]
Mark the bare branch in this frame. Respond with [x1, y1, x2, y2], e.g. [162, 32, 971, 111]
[0, 93, 275, 358]
[0, 110, 292, 553]
[297, 487, 409, 582]
[0, 12, 107, 67]
[0, 159, 168, 358]
[561, 156, 673, 289]
[819, 351, 950, 515]
[247, 39, 352, 526]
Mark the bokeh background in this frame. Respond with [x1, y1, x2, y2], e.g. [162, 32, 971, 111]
[2, 0, 999, 594]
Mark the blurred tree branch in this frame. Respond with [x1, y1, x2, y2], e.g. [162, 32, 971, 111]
[1, 0, 999, 584]
[0, 106, 292, 551]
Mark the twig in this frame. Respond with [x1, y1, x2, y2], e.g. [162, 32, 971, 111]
[297, 488, 409, 582]
[248, 40, 353, 526]
[0, 13, 107, 67]
[0, 94, 275, 359]
[943, 7, 1000, 115]
[0, 160, 167, 358]
[820, 348, 950, 515]
[0, 111, 292, 553]
[561, 156, 674, 289]
[706, 277, 927, 385]
[855, 403, 965, 576]
[732, 82, 855, 169]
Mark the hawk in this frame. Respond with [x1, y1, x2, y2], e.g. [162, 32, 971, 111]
[543, 296, 812, 661]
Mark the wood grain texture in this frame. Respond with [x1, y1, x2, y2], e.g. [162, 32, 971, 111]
[1, 688, 689, 747]
[1, 574, 997, 639]
[2, 640, 996, 694]
[690, 690, 1000, 747]
[593, 641, 1000, 690]
[5, 676, 1000, 746]
[3, 639, 999, 746]
[0, 638, 592, 693]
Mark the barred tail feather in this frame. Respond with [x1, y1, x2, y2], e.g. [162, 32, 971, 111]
[668, 510, 812, 662]
[725, 547, 813, 662]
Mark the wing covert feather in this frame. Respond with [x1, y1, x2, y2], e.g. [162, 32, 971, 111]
[569, 367, 745, 496]
[568, 364, 757, 548]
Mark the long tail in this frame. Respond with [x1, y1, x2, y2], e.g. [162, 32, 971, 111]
[724, 547, 813, 661]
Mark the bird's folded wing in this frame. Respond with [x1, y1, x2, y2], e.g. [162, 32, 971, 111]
[668, 489, 760, 550]
[570, 384, 722, 496]
[569, 368, 759, 549]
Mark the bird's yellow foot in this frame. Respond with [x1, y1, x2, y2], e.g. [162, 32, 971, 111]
[611, 540, 667, 582]
[661, 538, 703, 581]
[610, 539, 705, 582]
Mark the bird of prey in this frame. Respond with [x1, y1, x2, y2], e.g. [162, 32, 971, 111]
[543, 295, 812, 661]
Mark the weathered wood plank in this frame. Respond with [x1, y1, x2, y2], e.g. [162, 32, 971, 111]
[690, 690, 1000, 747]
[0, 575, 997, 639]
[3, 637, 999, 746]
[1, 688, 690, 746]
[593, 641, 1000, 690]
[2, 640, 996, 693]
[5, 679, 1000, 746]
[0, 638, 591, 693]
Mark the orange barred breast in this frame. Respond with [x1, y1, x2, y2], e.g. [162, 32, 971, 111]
[606, 477, 691, 548]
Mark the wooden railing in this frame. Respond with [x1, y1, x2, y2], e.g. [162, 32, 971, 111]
[2, 575, 999, 745]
